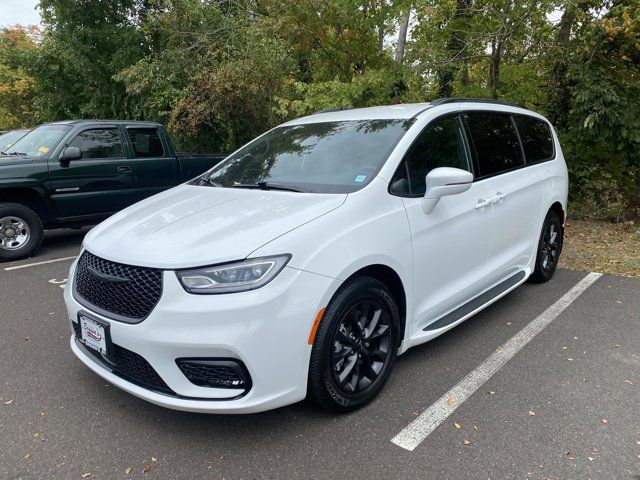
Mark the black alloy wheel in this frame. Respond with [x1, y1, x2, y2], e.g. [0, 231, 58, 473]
[308, 276, 400, 413]
[331, 299, 392, 394]
[530, 209, 563, 283]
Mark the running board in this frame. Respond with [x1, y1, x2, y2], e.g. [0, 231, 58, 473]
[423, 271, 526, 332]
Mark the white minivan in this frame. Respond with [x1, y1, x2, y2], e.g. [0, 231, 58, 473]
[64, 99, 568, 413]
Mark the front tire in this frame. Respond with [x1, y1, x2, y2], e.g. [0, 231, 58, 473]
[307, 276, 400, 413]
[0, 203, 44, 261]
[530, 210, 563, 283]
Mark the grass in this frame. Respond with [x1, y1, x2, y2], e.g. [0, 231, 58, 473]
[560, 219, 640, 277]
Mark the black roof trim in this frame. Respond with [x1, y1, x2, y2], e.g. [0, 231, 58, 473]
[313, 107, 350, 114]
[431, 97, 526, 109]
[48, 119, 163, 126]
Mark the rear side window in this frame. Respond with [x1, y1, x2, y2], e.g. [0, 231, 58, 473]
[464, 112, 524, 177]
[397, 115, 471, 195]
[514, 115, 554, 163]
[69, 129, 124, 159]
[127, 128, 165, 158]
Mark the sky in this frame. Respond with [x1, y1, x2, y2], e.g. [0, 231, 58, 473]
[0, 0, 41, 28]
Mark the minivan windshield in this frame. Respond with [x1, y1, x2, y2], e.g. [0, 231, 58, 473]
[5, 124, 71, 158]
[203, 119, 414, 193]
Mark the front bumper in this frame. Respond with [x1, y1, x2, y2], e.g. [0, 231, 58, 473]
[64, 258, 337, 413]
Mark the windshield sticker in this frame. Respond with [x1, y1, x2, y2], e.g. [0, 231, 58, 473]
[38, 146, 50, 154]
[353, 174, 367, 184]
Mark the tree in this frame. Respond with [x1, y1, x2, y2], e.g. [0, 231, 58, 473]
[0, 26, 40, 129]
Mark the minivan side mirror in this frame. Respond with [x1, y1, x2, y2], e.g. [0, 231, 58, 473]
[59, 146, 82, 167]
[421, 167, 474, 214]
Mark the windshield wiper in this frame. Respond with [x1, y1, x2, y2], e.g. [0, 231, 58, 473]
[198, 176, 222, 187]
[232, 181, 307, 193]
[3, 152, 26, 157]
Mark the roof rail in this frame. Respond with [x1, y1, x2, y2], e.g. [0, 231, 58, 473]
[431, 97, 525, 109]
[313, 107, 350, 114]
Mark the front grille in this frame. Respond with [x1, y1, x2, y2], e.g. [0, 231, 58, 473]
[72, 321, 174, 395]
[176, 359, 251, 390]
[74, 251, 162, 322]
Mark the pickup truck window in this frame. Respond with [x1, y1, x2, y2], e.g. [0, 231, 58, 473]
[5, 124, 71, 158]
[127, 128, 165, 158]
[204, 119, 414, 194]
[68, 129, 124, 159]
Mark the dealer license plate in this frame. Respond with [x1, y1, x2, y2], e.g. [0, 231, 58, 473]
[79, 313, 108, 356]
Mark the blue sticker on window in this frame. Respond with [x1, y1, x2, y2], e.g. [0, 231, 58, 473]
[354, 174, 367, 183]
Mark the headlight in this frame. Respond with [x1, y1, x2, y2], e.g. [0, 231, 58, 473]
[176, 255, 291, 294]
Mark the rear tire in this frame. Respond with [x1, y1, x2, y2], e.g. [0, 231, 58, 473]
[530, 210, 563, 283]
[307, 276, 400, 413]
[0, 203, 44, 261]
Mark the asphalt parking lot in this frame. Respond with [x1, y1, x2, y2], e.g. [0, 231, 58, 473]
[1, 230, 639, 480]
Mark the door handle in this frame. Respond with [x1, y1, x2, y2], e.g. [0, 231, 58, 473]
[117, 165, 132, 174]
[495, 191, 506, 201]
[475, 199, 491, 209]
[489, 191, 506, 204]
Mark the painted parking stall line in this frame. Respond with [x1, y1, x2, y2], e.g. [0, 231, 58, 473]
[3, 255, 77, 271]
[391, 271, 603, 452]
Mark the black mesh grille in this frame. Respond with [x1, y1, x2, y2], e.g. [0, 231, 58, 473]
[176, 359, 251, 390]
[74, 251, 162, 322]
[72, 321, 174, 395]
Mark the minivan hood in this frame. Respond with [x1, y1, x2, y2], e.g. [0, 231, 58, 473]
[84, 184, 347, 269]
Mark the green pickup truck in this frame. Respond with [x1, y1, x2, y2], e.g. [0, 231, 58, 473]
[0, 120, 226, 261]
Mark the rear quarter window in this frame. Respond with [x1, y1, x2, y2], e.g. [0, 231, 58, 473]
[127, 128, 165, 158]
[464, 112, 525, 178]
[514, 115, 554, 163]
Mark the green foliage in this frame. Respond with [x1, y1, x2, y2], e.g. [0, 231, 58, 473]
[0, 26, 39, 129]
[0, 0, 638, 219]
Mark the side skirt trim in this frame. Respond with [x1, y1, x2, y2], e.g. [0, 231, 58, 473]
[423, 271, 526, 332]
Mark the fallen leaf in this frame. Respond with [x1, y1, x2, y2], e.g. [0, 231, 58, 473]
[447, 397, 454, 406]
[624, 380, 633, 385]
[566, 357, 574, 361]
[562, 345, 568, 350]
[454, 422, 461, 429]
[142, 465, 151, 473]
[4, 400, 13, 405]
[591, 447, 598, 453]
[81, 474, 92, 479]
[600, 419, 608, 424]
[473, 425, 478, 431]
[39, 410, 45, 417]
[614, 344, 620, 348]
[495, 346, 502, 352]
[463, 439, 471, 445]
[506, 322, 512, 326]
[151, 457, 157, 462]
[588, 457, 594, 461]
[412, 411, 418, 416]
[34, 432, 40, 439]
[573, 336, 578, 340]
[528, 410, 536, 416]
[636, 440, 640, 445]
[488, 390, 496, 395]
[23, 453, 31, 460]
[125, 467, 132, 475]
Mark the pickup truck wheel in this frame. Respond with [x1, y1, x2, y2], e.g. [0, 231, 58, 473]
[0, 203, 44, 261]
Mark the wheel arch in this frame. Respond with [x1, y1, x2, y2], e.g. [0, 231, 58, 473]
[548, 201, 565, 225]
[0, 187, 49, 222]
[342, 264, 407, 347]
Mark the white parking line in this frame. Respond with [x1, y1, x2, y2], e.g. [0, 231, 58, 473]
[391, 271, 603, 452]
[4, 255, 77, 271]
